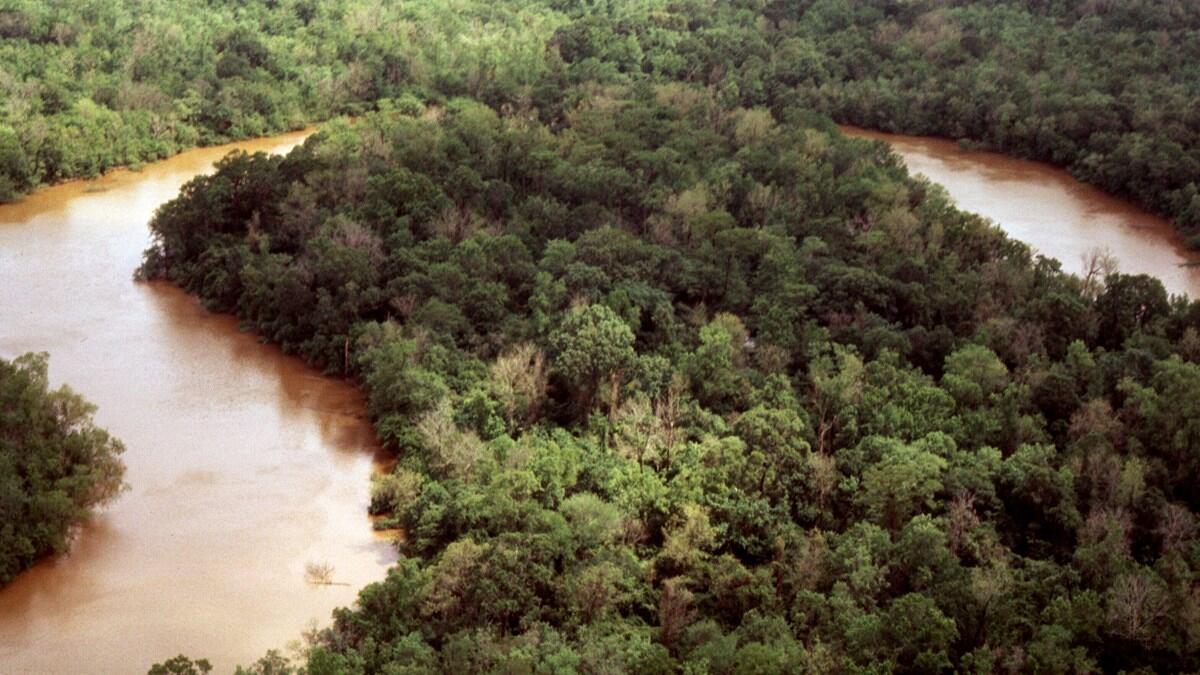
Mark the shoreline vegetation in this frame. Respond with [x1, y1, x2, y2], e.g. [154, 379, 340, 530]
[0, 0, 556, 204]
[0, 353, 127, 586]
[0, 125, 315, 202]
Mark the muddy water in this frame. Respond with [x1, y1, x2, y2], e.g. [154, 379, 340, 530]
[0, 131, 395, 673]
[841, 126, 1200, 299]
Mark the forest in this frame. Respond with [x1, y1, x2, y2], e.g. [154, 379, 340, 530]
[140, 43, 1200, 675]
[0, 0, 556, 201]
[2, 0, 1198, 671]
[783, 1, 1200, 244]
[0, 353, 127, 585]
[2, 1, 1198, 243]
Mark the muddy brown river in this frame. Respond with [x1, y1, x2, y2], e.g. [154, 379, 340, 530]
[841, 126, 1200, 299]
[0, 131, 394, 674]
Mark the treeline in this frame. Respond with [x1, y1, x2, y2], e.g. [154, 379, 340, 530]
[0, 0, 560, 201]
[796, 0, 1200, 243]
[7, 0, 1199, 243]
[142, 81, 1200, 670]
[539, 0, 1200, 239]
[0, 353, 127, 585]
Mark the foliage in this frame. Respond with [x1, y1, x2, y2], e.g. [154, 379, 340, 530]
[0, 0, 564, 197]
[141, 77, 1200, 670]
[114, 0, 1200, 671]
[147, 655, 213, 675]
[0, 353, 127, 585]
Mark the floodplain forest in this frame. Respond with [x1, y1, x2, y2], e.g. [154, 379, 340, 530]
[0, 0, 1198, 673]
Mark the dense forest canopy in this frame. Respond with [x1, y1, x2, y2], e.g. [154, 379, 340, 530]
[5, 0, 1193, 671]
[2, 0, 1198, 243]
[0, 0, 560, 200]
[141, 88, 1200, 675]
[0, 353, 127, 585]
[761, 0, 1200, 241]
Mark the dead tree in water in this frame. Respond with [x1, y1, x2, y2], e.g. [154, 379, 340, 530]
[305, 561, 350, 586]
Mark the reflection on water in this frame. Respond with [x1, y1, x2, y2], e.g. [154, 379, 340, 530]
[0, 131, 395, 674]
[841, 126, 1200, 300]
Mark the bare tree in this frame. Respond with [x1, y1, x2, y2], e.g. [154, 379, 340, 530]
[614, 394, 661, 470]
[808, 452, 840, 512]
[1180, 326, 1200, 363]
[946, 493, 981, 558]
[489, 342, 547, 428]
[1080, 246, 1118, 298]
[417, 399, 485, 480]
[304, 561, 335, 585]
[654, 374, 686, 466]
[1108, 573, 1168, 642]
[1156, 503, 1195, 554]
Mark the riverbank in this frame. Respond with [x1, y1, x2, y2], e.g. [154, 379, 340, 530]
[0, 129, 394, 674]
[841, 125, 1200, 300]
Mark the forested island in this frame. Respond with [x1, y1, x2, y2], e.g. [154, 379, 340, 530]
[2, 0, 1199, 672]
[0, 354, 127, 585]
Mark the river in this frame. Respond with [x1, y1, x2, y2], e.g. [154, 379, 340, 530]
[0, 131, 395, 673]
[840, 126, 1200, 299]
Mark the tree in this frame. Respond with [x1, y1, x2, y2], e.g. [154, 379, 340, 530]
[1, 353, 127, 585]
[0, 127, 31, 195]
[561, 493, 623, 554]
[422, 538, 488, 629]
[489, 343, 547, 429]
[1095, 274, 1170, 348]
[550, 303, 636, 416]
[998, 444, 1081, 551]
[687, 315, 751, 414]
[1120, 356, 1200, 498]
[359, 330, 449, 438]
[147, 656, 212, 675]
[1079, 247, 1118, 299]
[731, 405, 811, 512]
[809, 345, 865, 455]
[942, 344, 1008, 408]
[881, 593, 959, 673]
[1106, 571, 1169, 644]
[658, 577, 696, 651]
[859, 437, 947, 531]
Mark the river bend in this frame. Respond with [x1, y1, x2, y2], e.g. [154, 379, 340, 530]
[0, 131, 394, 674]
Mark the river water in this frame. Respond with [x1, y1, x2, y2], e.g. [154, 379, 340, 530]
[841, 126, 1200, 299]
[0, 131, 394, 673]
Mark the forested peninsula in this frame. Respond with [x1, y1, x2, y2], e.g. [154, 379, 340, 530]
[135, 1, 1200, 671]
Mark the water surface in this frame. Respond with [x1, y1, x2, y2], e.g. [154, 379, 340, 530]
[0, 131, 394, 673]
[841, 126, 1200, 299]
